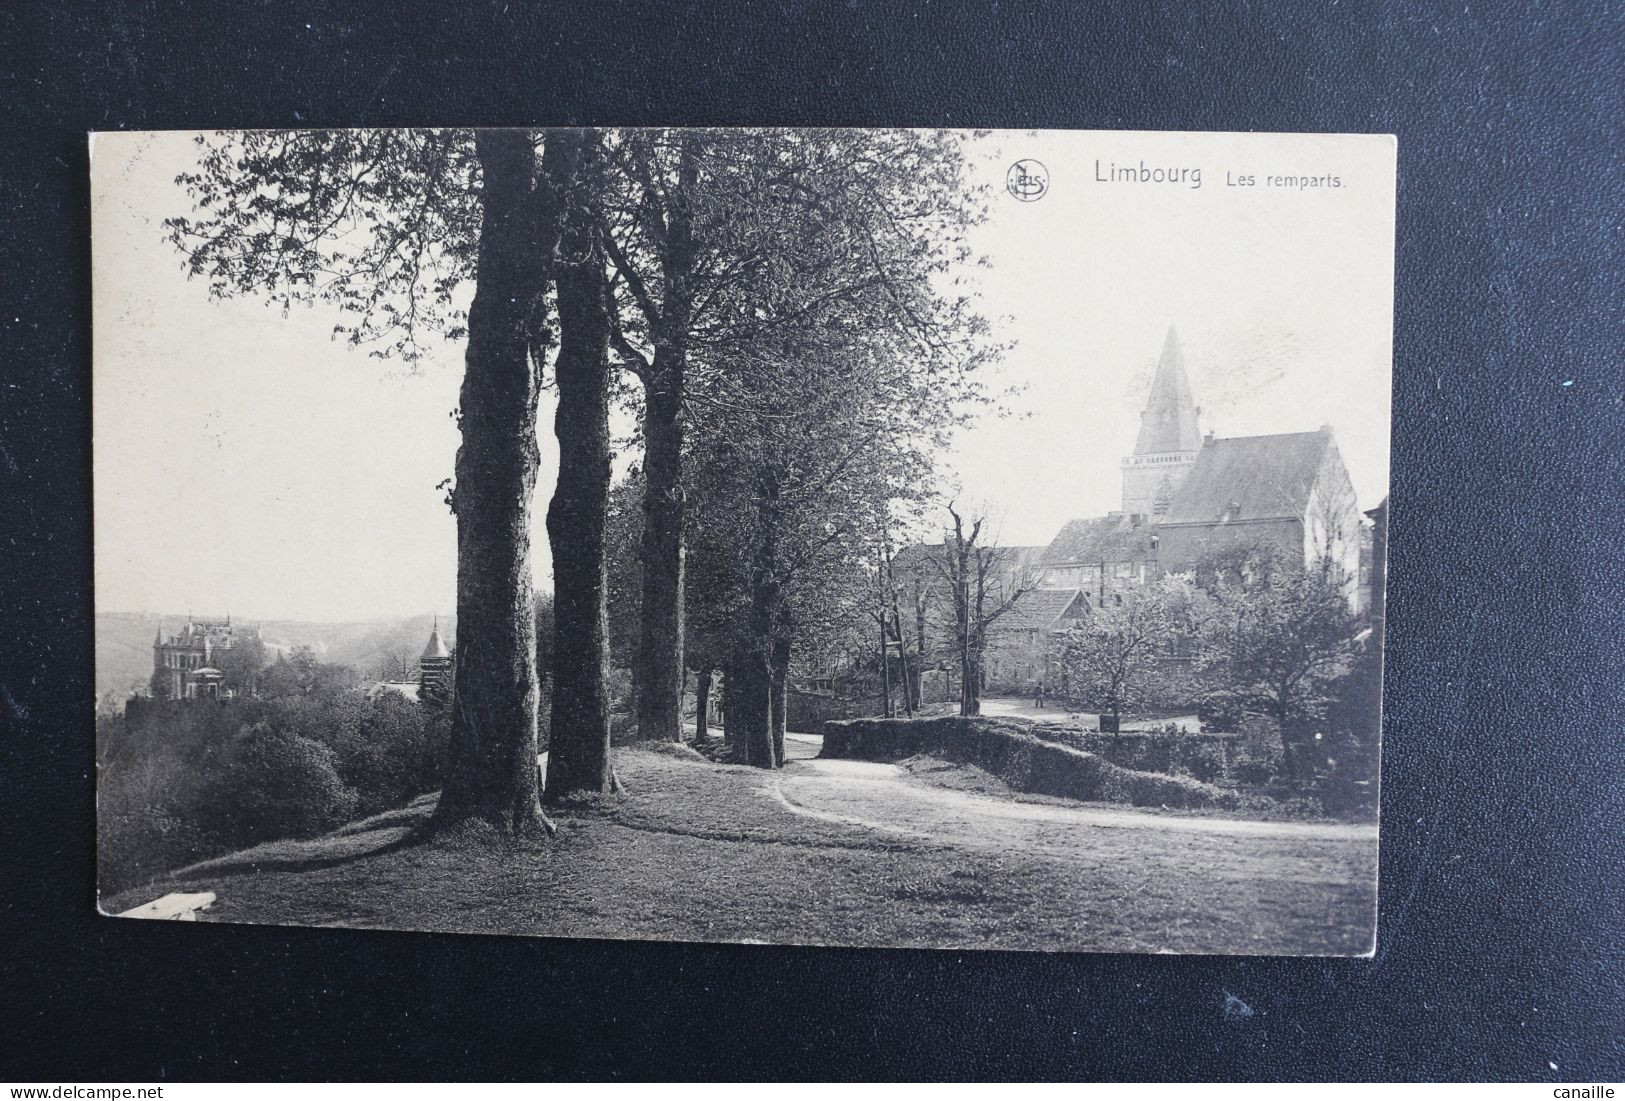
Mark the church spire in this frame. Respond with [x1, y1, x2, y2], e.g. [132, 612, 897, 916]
[1133, 325, 1202, 455]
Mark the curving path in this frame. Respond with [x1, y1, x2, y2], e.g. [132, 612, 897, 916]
[772, 735, 1375, 869]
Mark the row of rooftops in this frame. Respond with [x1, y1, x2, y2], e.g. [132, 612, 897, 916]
[892, 426, 1342, 582]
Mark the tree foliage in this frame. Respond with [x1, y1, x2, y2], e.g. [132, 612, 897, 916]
[1192, 544, 1358, 778]
[598, 128, 1001, 748]
[166, 129, 484, 361]
[1053, 576, 1192, 726]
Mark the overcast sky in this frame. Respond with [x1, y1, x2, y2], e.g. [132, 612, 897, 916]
[93, 128, 1394, 622]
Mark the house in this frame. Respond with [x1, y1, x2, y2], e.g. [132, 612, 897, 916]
[1036, 514, 1157, 603]
[982, 588, 1090, 692]
[151, 617, 258, 700]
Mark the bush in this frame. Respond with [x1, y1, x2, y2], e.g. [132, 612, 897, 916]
[98, 808, 214, 898]
[1234, 715, 1284, 786]
[201, 725, 359, 850]
[1198, 693, 1247, 733]
[98, 676, 461, 896]
[1029, 723, 1233, 784]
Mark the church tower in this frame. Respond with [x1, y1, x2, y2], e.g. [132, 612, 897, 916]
[1120, 326, 1203, 523]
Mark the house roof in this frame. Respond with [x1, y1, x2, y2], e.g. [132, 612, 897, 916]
[370, 681, 422, 702]
[1162, 429, 1333, 525]
[995, 588, 1087, 631]
[1041, 515, 1156, 565]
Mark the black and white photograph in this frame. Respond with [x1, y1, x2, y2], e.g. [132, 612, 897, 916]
[93, 126, 1395, 955]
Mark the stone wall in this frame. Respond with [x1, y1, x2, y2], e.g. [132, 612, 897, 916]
[786, 690, 886, 734]
[821, 716, 1240, 811]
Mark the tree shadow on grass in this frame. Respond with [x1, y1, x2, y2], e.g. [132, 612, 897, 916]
[163, 794, 443, 882]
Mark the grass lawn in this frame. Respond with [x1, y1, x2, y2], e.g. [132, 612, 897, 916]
[102, 745, 1378, 955]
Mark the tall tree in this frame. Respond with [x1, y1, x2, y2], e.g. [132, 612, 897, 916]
[932, 506, 1034, 716]
[542, 129, 617, 801]
[164, 128, 614, 831]
[430, 129, 555, 831]
[598, 131, 699, 743]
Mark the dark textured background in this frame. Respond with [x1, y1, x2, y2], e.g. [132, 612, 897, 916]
[2, 0, 1620, 1082]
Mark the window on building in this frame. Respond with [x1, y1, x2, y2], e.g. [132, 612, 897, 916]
[1114, 562, 1134, 578]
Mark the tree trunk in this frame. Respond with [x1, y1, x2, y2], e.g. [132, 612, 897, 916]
[895, 618, 915, 719]
[1276, 695, 1299, 786]
[728, 651, 775, 768]
[720, 671, 734, 749]
[543, 129, 616, 802]
[432, 130, 553, 835]
[693, 666, 713, 743]
[635, 396, 685, 741]
[914, 587, 928, 710]
[878, 613, 893, 718]
[632, 138, 699, 744]
[770, 636, 790, 766]
[881, 546, 914, 717]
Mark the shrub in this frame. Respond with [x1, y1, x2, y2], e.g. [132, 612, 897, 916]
[98, 687, 449, 894]
[98, 808, 214, 898]
[200, 725, 359, 850]
[1029, 722, 1233, 785]
[1198, 692, 1247, 733]
[1234, 715, 1284, 786]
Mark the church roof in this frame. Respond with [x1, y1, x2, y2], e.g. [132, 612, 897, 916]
[1134, 326, 1203, 455]
[1042, 515, 1156, 565]
[995, 588, 1088, 631]
[1162, 429, 1333, 525]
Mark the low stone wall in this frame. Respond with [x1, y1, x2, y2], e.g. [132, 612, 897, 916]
[821, 716, 1241, 811]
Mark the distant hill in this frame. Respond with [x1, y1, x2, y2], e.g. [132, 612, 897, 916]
[95, 612, 456, 702]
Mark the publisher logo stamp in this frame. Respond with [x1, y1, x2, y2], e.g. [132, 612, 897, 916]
[1007, 159, 1049, 202]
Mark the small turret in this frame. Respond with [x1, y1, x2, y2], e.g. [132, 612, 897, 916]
[418, 614, 454, 708]
[421, 614, 450, 661]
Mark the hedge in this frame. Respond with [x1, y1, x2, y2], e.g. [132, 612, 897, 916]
[821, 716, 1241, 811]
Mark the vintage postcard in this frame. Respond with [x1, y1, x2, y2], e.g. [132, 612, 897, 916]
[94, 128, 1394, 954]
